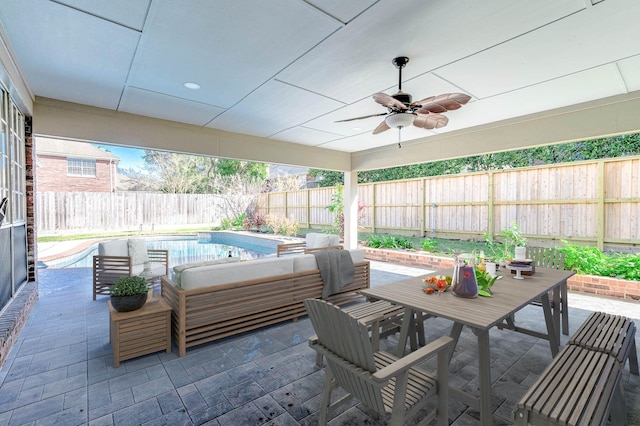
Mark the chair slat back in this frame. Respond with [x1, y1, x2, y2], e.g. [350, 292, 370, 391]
[526, 247, 565, 269]
[304, 299, 385, 412]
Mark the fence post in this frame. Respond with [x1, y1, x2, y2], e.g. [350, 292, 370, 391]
[306, 189, 310, 228]
[487, 172, 495, 240]
[596, 161, 605, 250]
[371, 183, 376, 234]
[420, 178, 426, 237]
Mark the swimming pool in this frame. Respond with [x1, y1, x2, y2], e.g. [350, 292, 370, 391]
[43, 232, 282, 269]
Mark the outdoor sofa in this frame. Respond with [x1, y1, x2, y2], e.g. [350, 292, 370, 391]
[160, 249, 370, 357]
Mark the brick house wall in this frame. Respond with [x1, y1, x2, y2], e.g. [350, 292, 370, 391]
[36, 154, 117, 192]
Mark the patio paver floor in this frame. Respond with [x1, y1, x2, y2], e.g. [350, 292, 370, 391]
[0, 264, 638, 425]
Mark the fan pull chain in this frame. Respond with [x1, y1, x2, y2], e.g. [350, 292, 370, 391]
[398, 127, 402, 149]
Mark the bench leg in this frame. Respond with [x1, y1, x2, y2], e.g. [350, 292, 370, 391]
[629, 335, 639, 375]
[610, 379, 628, 425]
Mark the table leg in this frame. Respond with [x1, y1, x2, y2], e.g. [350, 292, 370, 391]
[560, 280, 569, 335]
[552, 287, 561, 342]
[396, 307, 414, 357]
[477, 329, 492, 426]
[448, 322, 463, 363]
[540, 292, 560, 356]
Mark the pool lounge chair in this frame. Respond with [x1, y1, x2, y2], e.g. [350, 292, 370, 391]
[92, 238, 168, 300]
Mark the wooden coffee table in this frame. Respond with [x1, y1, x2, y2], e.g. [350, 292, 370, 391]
[108, 298, 172, 368]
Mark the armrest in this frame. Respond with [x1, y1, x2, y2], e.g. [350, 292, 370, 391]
[93, 254, 132, 266]
[373, 336, 453, 381]
[148, 249, 168, 262]
[92, 255, 134, 279]
[304, 245, 343, 254]
[277, 241, 307, 257]
[147, 249, 169, 274]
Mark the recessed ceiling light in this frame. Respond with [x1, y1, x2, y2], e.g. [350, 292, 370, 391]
[183, 82, 200, 90]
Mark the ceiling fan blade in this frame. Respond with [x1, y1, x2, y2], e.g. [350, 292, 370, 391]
[335, 112, 388, 123]
[372, 120, 390, 134]
[412, 93, 472, 114]
[413, 113, 449, 130]
[373, 93, 407, 110]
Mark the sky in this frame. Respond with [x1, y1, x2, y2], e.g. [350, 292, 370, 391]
[96, 145, 146, 171]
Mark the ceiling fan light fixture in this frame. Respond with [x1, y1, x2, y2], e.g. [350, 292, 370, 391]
[385, 112, 415, 129]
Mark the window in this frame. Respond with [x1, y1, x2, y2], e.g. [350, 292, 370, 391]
[67, 158, 96, 177]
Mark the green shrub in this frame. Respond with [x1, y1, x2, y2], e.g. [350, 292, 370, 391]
[365, 234, 412, 250]
[111, 276, 148, 296]
[422, 238, 438, 252]
[559, 241, 640, 280]
[219, 217, 233, 230]
[231, 213, 247, 228]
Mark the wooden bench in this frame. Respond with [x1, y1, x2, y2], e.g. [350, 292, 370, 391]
[513, 344, 626, 425]
[514, 311, 636, 425]
[568, 311, 638, 375]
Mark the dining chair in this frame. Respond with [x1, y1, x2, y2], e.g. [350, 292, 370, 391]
[312, 299, 424, 367]
[304, 299, 452, 426]
[526, 247, 569, 335]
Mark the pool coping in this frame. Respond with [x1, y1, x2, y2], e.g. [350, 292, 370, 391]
[37, 231, 301, 266]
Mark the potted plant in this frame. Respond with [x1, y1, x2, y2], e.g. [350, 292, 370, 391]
[110, 276, 149, 312]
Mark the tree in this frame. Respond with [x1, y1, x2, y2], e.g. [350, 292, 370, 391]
[141, 151, 268, 194]
[309, 133, 640, 186]
[141, 151, 268, 221]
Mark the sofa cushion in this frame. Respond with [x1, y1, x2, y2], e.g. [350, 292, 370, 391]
[172, 257, 241, 285]
[128, 238, 149, 265]
[292, 254, 317, 273]
[98, 240, 129, 257]
[292, 249, 365, 272]
[180, 257, 294, 291]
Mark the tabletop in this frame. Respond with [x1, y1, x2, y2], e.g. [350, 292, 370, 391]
[361, 267, 575, 331]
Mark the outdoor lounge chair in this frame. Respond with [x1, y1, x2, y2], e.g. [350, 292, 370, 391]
[276, 232, 341, 256]
[92, 239, 168, 300]
[304, 299, 452, 426]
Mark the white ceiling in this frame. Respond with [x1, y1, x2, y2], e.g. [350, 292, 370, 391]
[1, 0, 640, 154]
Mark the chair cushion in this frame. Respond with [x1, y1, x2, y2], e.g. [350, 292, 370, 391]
[128, 239, 149, 265]
[306, 233, 340, 249]
[98, 240, 129, 257]
[136, 262, 166, 277]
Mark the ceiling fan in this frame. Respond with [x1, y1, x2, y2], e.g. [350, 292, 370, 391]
[337, 56, 471, 147]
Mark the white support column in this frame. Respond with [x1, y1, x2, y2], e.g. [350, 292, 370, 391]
[343, 171, 358, 249]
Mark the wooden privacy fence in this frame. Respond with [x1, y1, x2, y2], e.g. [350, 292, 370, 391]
[256, 156, 640, 250]
[37, 192, 226, 234]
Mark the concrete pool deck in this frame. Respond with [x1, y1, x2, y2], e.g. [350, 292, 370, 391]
[2, 258, 639, 424]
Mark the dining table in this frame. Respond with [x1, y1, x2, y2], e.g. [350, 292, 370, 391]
[360, 267, 576, 426]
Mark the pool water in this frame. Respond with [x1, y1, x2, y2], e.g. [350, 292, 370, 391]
[43, 233, 279, 269]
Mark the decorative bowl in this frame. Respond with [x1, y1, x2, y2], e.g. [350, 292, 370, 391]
[422, 275, 452, 294]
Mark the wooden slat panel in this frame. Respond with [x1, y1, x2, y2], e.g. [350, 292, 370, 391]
[160, 262, 370, 356]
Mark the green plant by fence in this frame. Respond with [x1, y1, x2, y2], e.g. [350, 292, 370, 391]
[256, 156, 640, 251]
